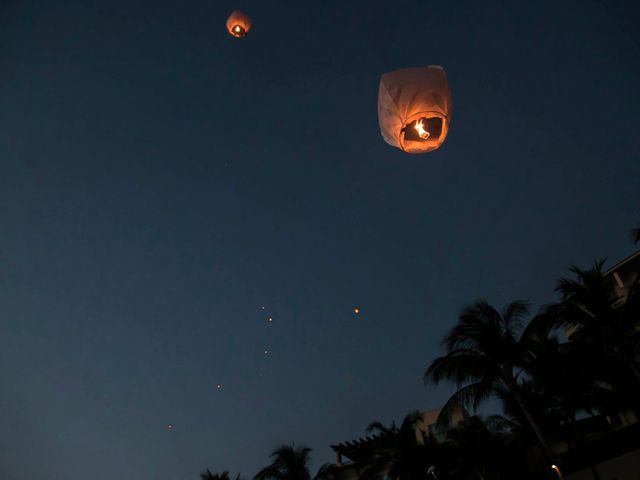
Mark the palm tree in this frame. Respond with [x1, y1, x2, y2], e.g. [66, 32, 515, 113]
[443, 415, 523, 480]
[365, 411, 425, 439]
[545, 261, 640, 387]
[201, 471, 241, 480]
[255, 446, 338, 480]
[523, 334, 615, 480]
[254, 444, 312, 480]
[424, 300, 555, 468]
[361, 411, 440, 480]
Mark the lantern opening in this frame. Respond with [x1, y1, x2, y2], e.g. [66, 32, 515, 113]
[231, 25, 246, 37]
[403, 117, 443, 143]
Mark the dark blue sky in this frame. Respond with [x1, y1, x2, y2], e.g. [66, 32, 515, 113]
[1, 1, 639, 479]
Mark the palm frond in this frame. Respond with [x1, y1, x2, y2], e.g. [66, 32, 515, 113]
[366, 421, 392, 435]
[425, 349, 498, 386]
[255, 445, 311, 480]
[437, 381, 494, 428]
[400, 411, 424, 432]
[201, 470, 215, 480]
[501, 300, 530, 336]
[484, 414, 519, 434]
[444, 300, 504, 351]
[202, 471, 231, 480]
[254, 467, 284, 480]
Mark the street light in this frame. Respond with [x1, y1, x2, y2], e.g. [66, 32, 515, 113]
[551, 464, 564, 480]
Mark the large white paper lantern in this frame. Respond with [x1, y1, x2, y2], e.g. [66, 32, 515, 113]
[378, 66, 452, 154]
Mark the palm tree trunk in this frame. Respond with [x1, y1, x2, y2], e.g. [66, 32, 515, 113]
[511, 390, 555, 474]
[566, 412, 601, 480]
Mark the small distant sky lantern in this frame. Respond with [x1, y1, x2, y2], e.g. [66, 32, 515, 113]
[226, 10, 252, 38]
[378, 65, 452, 154]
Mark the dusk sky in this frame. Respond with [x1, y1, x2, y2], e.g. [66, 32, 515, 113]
[1, 1, 639, 479]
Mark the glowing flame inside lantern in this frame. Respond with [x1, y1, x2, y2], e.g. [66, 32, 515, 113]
[232, 25, 244, 36]
[415, 119, 430, 139]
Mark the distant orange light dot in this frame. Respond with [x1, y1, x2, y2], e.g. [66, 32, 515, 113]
[353, 307, 360, 314]
[267, 317, 273, 323]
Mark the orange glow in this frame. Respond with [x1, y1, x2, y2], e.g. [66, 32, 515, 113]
[353, 307, 360, 315]
[267, 317, 273, 323]
[415, 119, 430, 139]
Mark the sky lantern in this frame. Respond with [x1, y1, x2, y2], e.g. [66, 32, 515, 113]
[226, 10, 252, 38]
[378, 65, 452, 154]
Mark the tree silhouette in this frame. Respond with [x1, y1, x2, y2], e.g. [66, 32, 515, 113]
[360, 411, 441, 480]
[255, 444, 311, 480]
[523, 334, 613, 480]
[443, 415, 527, 480]
[255, 444, 337, 480]
[424, 300, 555, 469]
[545, 261, 640, 387]
[201, 471, 242, 480]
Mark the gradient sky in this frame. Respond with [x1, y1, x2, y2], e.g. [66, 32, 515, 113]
[1, 1, 639, 479]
